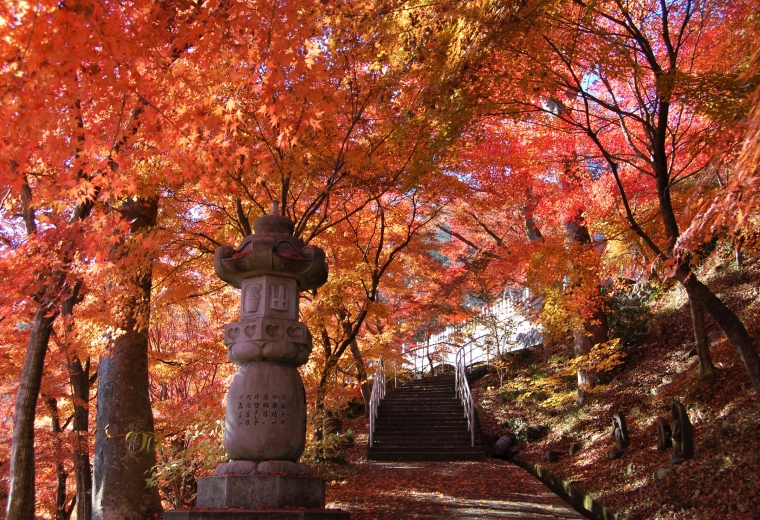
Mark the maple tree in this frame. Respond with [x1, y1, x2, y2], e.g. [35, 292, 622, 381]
[451, 0, 760, 394]
[1, 0, 759, 517]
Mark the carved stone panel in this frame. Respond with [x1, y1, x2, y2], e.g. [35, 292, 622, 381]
[240, 276, 298, 320]
[243, 283, 262, 314]
[269, 283, 290, 311]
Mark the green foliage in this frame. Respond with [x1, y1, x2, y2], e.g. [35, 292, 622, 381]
[126, 431, 160, 453]
[147, 419, 226, 509]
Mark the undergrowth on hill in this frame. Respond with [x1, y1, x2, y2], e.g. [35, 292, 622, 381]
[474, 241, 760, 519]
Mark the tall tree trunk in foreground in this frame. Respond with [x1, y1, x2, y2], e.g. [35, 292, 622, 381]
[93, 198, 162, 520]
[6, 304, 58, 520]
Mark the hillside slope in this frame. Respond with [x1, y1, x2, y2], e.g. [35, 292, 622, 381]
[474, 246, 760, 519]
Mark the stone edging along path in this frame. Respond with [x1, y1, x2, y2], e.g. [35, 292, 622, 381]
[512, 457, 619, 520]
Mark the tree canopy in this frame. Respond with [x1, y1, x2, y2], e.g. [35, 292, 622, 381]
[1, 0, 759, 516]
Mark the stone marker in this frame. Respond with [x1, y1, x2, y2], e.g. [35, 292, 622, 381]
[671, 400, 693, 463]
[605, 411, 629, 459]
[612, 411, 630, 451]
[656, 417, 672, 451]
[605, 449, 624, 460]
[492, 435, 515, 459]
[653, 467, 672, 481]
[546, 450, 563, 462]
[164, 203, 349, 520]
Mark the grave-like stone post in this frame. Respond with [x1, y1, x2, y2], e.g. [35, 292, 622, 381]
[606, 410, 630, 459]
[164, 203, 349, 520]
[612, 411, 630, 450]
[656, 417, 671, 451]
[671, 400, 693, 463]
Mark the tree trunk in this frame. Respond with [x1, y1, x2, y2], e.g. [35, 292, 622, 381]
[93, 198, 162, 520]
[60, 284, 93, 520]
[45, 398, 75, 520]
[70, 356, 93, 520]
[676, 264, 760, 397]
[563, 215, 609, 401]
[684, 286, 715, 379]
[6, 304, 57, 520]
[347, 335, 371, 416]
[572, 331, 595, 401]
[313, 354, 339, 456]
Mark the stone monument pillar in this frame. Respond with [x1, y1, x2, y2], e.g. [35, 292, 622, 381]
[165, 203, 349, 519]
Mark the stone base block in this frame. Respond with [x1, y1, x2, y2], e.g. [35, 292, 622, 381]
[215, 460, 314, 477]
[196, 475, 325, 509]
[164, 510, 350, 520]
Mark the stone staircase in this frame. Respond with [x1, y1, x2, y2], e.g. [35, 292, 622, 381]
[367, 368, 487, 461]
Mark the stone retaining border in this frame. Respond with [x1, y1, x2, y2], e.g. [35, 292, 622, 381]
[512, 457, 619, 520]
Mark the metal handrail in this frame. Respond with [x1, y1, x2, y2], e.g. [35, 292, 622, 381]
[455, 344, 477, 447]
[367, 309, 538, 448]
[368, 355, 385, 447]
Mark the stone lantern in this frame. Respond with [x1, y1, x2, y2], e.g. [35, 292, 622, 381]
[165, 202, 349, 519]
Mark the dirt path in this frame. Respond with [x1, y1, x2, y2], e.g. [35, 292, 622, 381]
[325, 460, 585, 519]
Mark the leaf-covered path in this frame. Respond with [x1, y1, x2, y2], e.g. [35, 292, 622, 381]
[325, 460, 584, 519]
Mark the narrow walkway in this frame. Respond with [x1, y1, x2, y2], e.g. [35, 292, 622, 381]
[326, 460, 585, 519]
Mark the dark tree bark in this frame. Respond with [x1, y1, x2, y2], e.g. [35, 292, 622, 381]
[348, 336, 371, 416]
[6, 304, 58, 520]
[69, 355, 94, 520]
[684, 285, 715, 379]
[45, 398, 75, 520]
[93, 198, 162, 520]
[58, 283, 94, 520]
[676, 264, 760, 396]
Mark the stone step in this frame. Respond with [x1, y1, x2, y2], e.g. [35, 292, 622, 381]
[383, 393, 456, 398]
[373, 424, 470, 431]
[373, 426, 470, 434]
[372, 438, 474, 445]
[371, 441, 475, 448]
[368, 444, 482, 452]
[381, 395, 460, 400]
[375, 417, 465, 423]
[367, 450, 485, 462]
[376, 413, 463, 419]
[367, 371, 485, 462]
[377, 407, 463, 414]
[374, 417, 467, 425]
